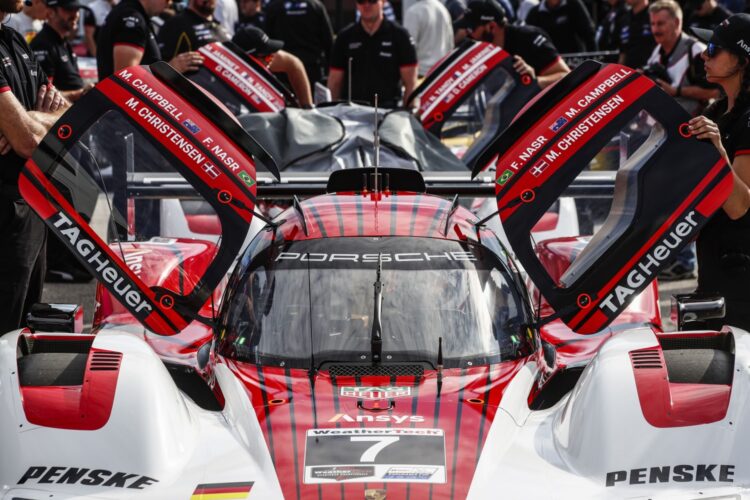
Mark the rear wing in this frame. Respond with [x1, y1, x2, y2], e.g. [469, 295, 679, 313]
[473, 61, 732, 333]
[19, 62, 277, 335]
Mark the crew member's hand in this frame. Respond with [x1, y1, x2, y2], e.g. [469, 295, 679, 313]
[512, 55, 535, 80]
[655, 78, 677, 97]
[0, 132, 11, 155]
[169, 51, 204, 73]
[35, 84, 66, 112]
[689, 115, 727, 158]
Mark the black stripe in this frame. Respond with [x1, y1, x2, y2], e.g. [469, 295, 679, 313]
[333, 198, 345, 236]
[110, 75, 258, 206]
[450, 369, 467, 500]
[355, 195, 364, 236]
[285, 368, 301, 500]
[256, 366, 276, 464]
[494, 71, 641, 201]
[307, 205, 328, 238]
[428, 368, 441, 500]
[474, 367, 493, 466]
[194, 481, 254, 489]
[425, 203, 447, 237]
[405, 376, 421, 500]
[409, 194, 422, 237]
[330, 375, 345, 500]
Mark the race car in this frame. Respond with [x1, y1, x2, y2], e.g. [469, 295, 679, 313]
[0, 60, 742, 499]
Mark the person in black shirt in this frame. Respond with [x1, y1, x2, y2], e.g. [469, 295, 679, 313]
[455, 0, 570, 88]
[236, 0, 265, 32]
[618, 0, 655, 69]
[96, 0, 202, 79]
[30, 0, 91, 100]
[0, 0, 68, 334]
[157, 0, 231, 59]
[264, 0, 333, 87]
[687, 0, 731, 31]
[525, 0, 597, 54]
[596, 0, 628, 51]
[687, 14, 750, 330]
[328, 0, 418, 108]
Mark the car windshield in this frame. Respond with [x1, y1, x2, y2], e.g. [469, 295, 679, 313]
[217, 237, 532, 369]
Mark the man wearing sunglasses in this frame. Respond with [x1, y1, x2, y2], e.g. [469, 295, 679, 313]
[454, 0, 569, 89]
[327, 0, 418, 109]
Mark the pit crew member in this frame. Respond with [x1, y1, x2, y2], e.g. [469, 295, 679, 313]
[157, 0, 231, 60]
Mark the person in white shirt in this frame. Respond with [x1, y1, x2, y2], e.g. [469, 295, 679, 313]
[404, 0, 453, 76]
[213, 0, 238, 36]
[4, 0, 46, 42]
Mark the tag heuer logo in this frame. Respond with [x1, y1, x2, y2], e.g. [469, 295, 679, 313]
[497, 169, 514, 185]
[340, 386, 411, 399]
[238, 171, 256, 188]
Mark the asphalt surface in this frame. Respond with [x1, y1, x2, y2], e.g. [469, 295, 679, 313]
[42, 276, 696, 333]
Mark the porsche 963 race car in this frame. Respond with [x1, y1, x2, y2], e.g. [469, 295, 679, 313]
[0, 59, 744, 499]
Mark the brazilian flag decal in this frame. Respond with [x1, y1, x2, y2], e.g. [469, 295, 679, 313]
[238, 171, 256, 188]
[497, 169, 514, 186]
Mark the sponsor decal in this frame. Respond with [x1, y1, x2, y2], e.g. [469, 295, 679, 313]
[52, 213, 153, 317]
[183, 119, 201, 134]
[328, 413, 424, 424]
[340, 386, 411, 400]
[383, 467, 437, 480]
[304, 428, 446, 484]
[202, 162, 221, 180]
[598, 210, 699, 314]
[238, 170, 256, 188]
[310, 466, 374, 481]
[497, 169, 514, 186]
[738, 39, 750, 55]
[18, 467, 158, 489]
[605, 464, 735, 487]
[549, 116, 568, 132]
[190, 481, 254, 499]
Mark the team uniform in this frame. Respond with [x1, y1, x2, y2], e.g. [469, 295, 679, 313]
[697, 102, 750, 330]
[503, 24, 562, 75]
[264, 0, 333, 85]
[329, 18, 417, 108]
[0, 25, 48, 334]
[30, 23, 84, 91]
[525, 0, 596, 53]
[236, 12, 266, 32]
[619, 6, 655, 69]
[157, 9, 231, 59]
[96, 0, 161, 79]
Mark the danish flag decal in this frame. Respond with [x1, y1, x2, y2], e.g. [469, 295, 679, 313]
[19, 62, 278, 335]
[410, 39, 539, 137]
[473, 61, 733, 334]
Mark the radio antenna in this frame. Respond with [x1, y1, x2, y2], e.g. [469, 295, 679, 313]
[347, 57, 353, 104]
[373, 93, 380, 193]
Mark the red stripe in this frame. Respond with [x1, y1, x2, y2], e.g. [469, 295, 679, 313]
[114, 42, 145, 52]
[569, 158, 729, 330]
[735, 149, 750, 157]
[0, 86, 10, 93]
[399, 63, 418, 69]
[539, 55, 563, 74]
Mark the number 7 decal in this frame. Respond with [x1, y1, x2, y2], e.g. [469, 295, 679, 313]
[350, 436, 400, 462]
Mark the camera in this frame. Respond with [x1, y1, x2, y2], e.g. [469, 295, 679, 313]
[641, 63, 671, 83]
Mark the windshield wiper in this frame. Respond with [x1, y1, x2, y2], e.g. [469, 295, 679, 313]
[371, 253, 383, 364]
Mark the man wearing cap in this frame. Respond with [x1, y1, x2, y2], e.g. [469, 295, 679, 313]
[4, 0, 45, 43]
[686, 14, 750, 329]
[327, 0, 418, 108]
[455, 0, 570, 88]
[157, 0, 231, 59]
[30, 0, 92, 101]
[0, 0, 68, 335]
[232, 25, 312, 106]
[96, 0, 203, 79]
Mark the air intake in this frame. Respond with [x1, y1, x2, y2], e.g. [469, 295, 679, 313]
[327, 364, 424, 379]
[630, 349, 663, 369]
[89, 351, 123, 371]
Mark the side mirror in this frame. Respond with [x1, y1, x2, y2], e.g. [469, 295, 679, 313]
[26, 303, 83, 333]
[197, 340, 212, 371]
[671, 293, 725, 330]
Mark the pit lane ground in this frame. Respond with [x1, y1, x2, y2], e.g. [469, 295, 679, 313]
[42, 278, 696, 332]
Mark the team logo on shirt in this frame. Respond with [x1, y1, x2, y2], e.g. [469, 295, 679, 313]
[123, 15, 140, 28]
[2, 56, 12, 67]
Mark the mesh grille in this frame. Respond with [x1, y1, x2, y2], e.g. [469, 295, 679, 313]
[89, 351, 123, 371]
[29, 339, 93, 354]
[660, 335, 729, 351]
[327, 364, 424, 378]
[630, 350, 663, 369]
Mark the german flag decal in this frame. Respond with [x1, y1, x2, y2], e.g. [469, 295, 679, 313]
[190, 481, 254, 499]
